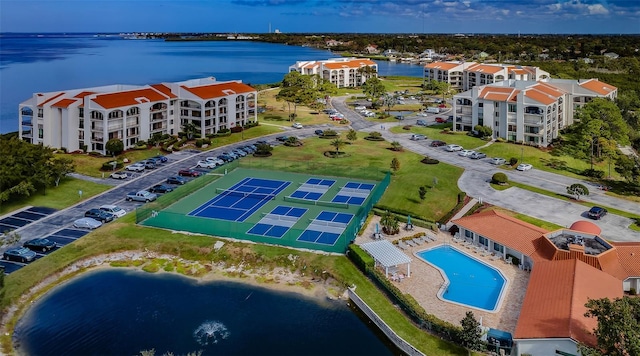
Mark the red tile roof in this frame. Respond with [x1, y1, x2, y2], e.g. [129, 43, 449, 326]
[478, 86, 519, 102]
[92, 88, 169, 109]
[524, 88, 558, 105]
[150, 84, 177, 99]
[51, 98, 78, 108]
[467, 64, 505, 74]
[424, 61, 462, 71]
[323, 59, 376, 70]
[39, 92, 65, 106]
[74, 91, 96, 99]
[579, 79, 617, 96]
[181, 81, 255, 100]
[514, 259, 622, 345]
[453, 210, 549, 260]
[609, 242, 640, 277]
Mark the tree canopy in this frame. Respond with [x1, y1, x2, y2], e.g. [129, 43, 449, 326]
[361, 76, 386, 105]
[0, 137, 75, 203]
[579, 296, 640, 356]
[277, 71, 337, 119]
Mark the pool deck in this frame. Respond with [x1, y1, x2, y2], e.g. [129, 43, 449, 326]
[355, 216, 530, 334]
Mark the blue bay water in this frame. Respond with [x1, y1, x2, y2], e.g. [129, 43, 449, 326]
[13, 269, 397, 355]
[0, 33, 424, 133]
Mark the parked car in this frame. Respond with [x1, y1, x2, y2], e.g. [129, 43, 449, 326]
[516, 163, 533, 171]
[178, 169, 201, 177]
[3, 247, 37, 263]
[146, 157, 163, 165]
[73, 217, 103, 229]
[224, 151, 239, 159]
[587, 206, 608, 220]
[469, 152, 487, 160]
[430, 140, 447, 147]
[152, 155, 168, 163]
[84, 208, 115, 223]
[125, 163, 145, 172]
[126, 190, 158, 202]
[490, 157, 506, 165]
[292, 122, 303, 129]
[416, 119, 427, 126]
[314, 129, 324, 136]
[354, 106, 366, 111]
[218, 154, 233, 163]
[196, 160, 217, 169]
[364, 111, 376, 117]
[99, 205, 126, 218]
[276, 136, 289, 142]
[416, 112, 428, 117]
[435, 117, 446, 123]
[205, 157, 225, 166]
[410, 134, 426, 141]
[232, 149, 247, 157]
[445, 144, 463, 152]
[149, 184, 174, 194]
[110, 171, 128, 179]
[458, 150, 475, 157]
[142, 160, 156, 169]
[166, 176, 188, 185]
[23, 238, 56, 252]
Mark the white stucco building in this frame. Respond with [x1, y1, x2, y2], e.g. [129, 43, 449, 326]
[451, 78, 617, 146]
[18, 77, 257, 154]
[423, 61, 550, 92]
[288, 57, 378, 88]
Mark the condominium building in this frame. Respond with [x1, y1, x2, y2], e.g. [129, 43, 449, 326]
[288, 57, 378, 88]
[424, 61, 550, 92]
[452, 78, 617, 146]
[18, 77, 257, 154]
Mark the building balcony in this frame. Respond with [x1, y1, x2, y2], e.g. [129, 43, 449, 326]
[524, 119, 544, 127]
[91, 137, 104, 142]
[22, 131, 33, 138]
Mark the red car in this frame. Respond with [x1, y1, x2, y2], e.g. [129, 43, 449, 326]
[178, 169, 201, 177]
[435, 117, 446, 123]
[430, 140, 447, 147]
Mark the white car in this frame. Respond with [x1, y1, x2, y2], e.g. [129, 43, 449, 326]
[490, 157, 506, 165]
[445, 144, 463, 152]
[416, 112, 428, 117]
[73, 217, 103, 229]
[99, 205, 127, 218]
[354, 106, 366, 111]
[125, 163, 145, 172]
[364, 112, 376, 117]
[458, 150, 475, 157]
[410, 134, 426, 141]
[109, 171, 128, 179]
[205, 157, 224, 166]
[196, 160, 217, 169]
[517, 163, 533, 171]
[292, 122, 303, 129]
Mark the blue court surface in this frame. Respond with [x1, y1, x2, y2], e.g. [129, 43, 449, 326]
[331, 181, 375, 206]
[297, 211, 354, 246]
[305, 178, 336, 187]
[247, 205, 307, 239]
[188, 177, 290, 222]
[290, 190, 323, 200]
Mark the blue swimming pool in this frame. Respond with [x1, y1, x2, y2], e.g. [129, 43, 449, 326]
[417, 245, 507, 312]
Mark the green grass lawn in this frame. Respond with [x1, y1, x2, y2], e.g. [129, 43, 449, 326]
[244, 131, 464, 221]
[0, 177, 111, 215]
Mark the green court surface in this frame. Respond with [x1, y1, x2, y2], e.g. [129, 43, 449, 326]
[139, 167, 389, 253]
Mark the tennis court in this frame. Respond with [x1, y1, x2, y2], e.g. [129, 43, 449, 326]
[331, 181, 376, 206]
[247, 205, 307, 238]
[188, 177, 290, 222]
[298, 211, 354, 246]
[139, 167, 390, 253]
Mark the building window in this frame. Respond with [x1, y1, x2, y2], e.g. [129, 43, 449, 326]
[38, 125, 43, 139]
[37, 108, 43, 118]
[478, 103, 483, 108]
[493, 243, 504, 253]
[465, 230, 473, 238]
[494, 102, 499, 108]
[79, 108, 84, 118]
[508, 104, 517, 113]
[479, 235, 488, 247]
[79, 119, 84, 129]
[495, 112, 499, 117]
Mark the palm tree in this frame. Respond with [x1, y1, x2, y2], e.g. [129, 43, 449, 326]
[391, 141, 402, 151]
[182, 122, 198, 140]
[330, 138, 345, 155]
[380, 211, 399, 235]
[285, 136, 301, 146]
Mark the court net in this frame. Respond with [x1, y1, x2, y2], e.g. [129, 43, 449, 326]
[283, 196, 349, 209]
[215, 188, 276, 200]
[262, 213, 299, 222]
[309, 219, 348, 228]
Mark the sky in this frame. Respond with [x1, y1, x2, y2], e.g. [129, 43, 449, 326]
[1, 0, 639, 34]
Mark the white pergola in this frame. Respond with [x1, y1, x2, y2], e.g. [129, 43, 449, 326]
[361, 240, 412, 277]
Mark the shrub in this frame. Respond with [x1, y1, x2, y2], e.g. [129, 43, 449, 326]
[89, 151, 103, 157]
[322, 129, 338, 137]
[581, 168, 605, 179]
[340, 119, 349, 124]
[195, 139, 204, 148]
[630, 287, 637, 296]
[101, 160, 123, 170]
[365, 131, 384, 141]
[202, 139, 211, 145]
[509, 157, 519, 166]
[230, 126, 243, 133]
[136, 140, 147, 146]
[421, 156, 439, 164]
[492, 172, 508, 184]
[347, 244, 374, 271]
[457, 192, 466, 203]
[402, 125, 412, 130]
[218, 128, 231, 135]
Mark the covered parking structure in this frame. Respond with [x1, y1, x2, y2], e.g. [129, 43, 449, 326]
[361, 240, 412, 277]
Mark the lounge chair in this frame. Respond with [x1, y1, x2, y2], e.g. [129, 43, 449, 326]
[406, 240, 417, 247]
[412, 238, 423, 245]
[419, 236, 429, 244]
[397, 241, 408, 250]
[427, 234, 437, 242]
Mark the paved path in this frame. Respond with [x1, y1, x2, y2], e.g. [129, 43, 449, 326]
[332, 95, 640, 242]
